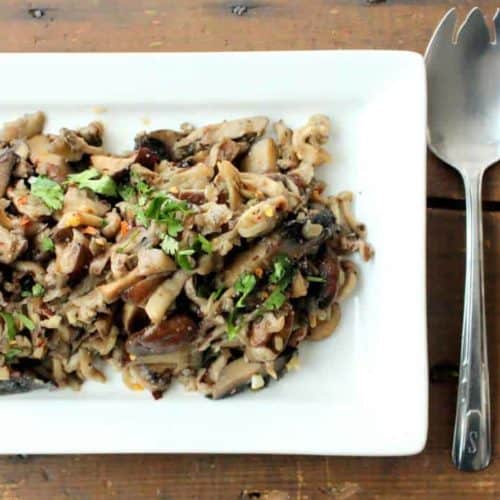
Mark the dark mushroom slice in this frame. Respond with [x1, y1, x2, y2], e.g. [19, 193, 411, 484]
[122, 274, 168, 306]
[134, 129, 182, 162]
[0, 148, 16, 197]
[125, 314, 198, 356]
[316, 248, 340, 309]
[55, 230, 92, 280]
[209, 349, 296, 400]
[126, 363, 173, 400]
[0, 374, 53, 395]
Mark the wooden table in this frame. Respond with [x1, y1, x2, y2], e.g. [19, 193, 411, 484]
[0, 1, 499, 498]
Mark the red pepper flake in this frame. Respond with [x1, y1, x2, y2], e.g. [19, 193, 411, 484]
[119, 221, 130, 238]
[20, 215, 31, 226]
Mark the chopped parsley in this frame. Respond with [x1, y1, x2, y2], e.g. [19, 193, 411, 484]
[262, 289, 287, 311]
[29, 176, 64, 211]
[21, 283, 45, 298]
[4, 348, 22, 361]
[41, 236, 55, 252]
[269, 254, 294, 289]
[210, 285, 226, 301]
[175, 249, 195, 271]
[32, 283, 45, 297]
[306, 276, 326, 283]
[14, 313, 35, 332]
[160, 234, 179, 256]
[234, 272, 257, 308]
[138, 195, 189, 238]
[226, 311, 240, 340]
[193, 234, 212, 254]
[117, 183, 135, 201]
[67, 168, 118, 197]
[0, 312, 16, 340]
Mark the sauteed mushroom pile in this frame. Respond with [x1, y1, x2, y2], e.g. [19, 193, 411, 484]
[0, 112, 372, 399]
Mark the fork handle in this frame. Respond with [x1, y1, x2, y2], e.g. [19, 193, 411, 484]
[452, 170, 490, 471]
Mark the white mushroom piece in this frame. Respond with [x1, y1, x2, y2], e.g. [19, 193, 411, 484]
[236, 195, 288, 239]
[0, 111, 45, 142]
[292, 114, 331, 166]
[240, 138, 278, 174]
[0, 148, 16, 197]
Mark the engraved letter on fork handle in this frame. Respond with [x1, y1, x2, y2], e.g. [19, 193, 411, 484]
[452, 170, 491, 471]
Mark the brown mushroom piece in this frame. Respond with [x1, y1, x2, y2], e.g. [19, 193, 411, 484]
[0, 111, 45, 142]
[0, 225, 27, 264]
[27, 134, 69, 181]
[90, 154, 135, 177]
[122, 274, 168, 306]
[77, 122, 104, 146]
[55, 230, 92, 280]
[317, 249, 340, 309]
[7, 179, 52, 219]
[125, 314, 198, 356]
[240, 138, 278, 174]
[49, 128, 104, 161]
[209, 349, 295, 400]
[125, 363, 173, 399]
[0, 148, 16, 197]
[122, 303, 149, 334]
[63, 186, 109, 216]
[135, 129, 182, 162]
[174, 116, 268, 156]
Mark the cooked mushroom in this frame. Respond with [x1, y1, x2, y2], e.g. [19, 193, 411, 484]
[27, 134, 69, 181]
[236, 196, 288, 239]
[0, 226, 27, 264]
[135, 129, 182, 161]
[0, 148, 16, 197]
[49, 127, 103, 161]
[0, 111, 45, 142]
[55, 230, 92, 279]
[7, 179, 52, 219]
[125, 314, 198, 356]
[63, 186, 109, 216]
[240, 138, 278, 174]
[292, 114, 331, 166]
[122, 274, 168, 305]
[90, 154, 135, 177]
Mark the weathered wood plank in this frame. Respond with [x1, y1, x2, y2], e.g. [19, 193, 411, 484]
[0, 1, 498, 201]
[0, 208, 498, 499]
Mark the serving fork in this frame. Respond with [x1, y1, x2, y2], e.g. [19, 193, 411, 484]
[425, 7, 500, 471]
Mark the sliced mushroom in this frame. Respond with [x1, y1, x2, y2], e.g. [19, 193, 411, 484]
[125, 313, 198, 356]
[7, 179, 52, 219]
[90, 154, 135, 177]
[63, 186, 109, 216]
[309, 303, 341, 340]
[55, 230, 92, 279]
[175, 116, 268, 156]
[0, 226, 27, 264]
[317, 249, 340, 309]
[0, 148, 16, 197]
[274, 120, 299, 170]
[0, 111, 45, 142]
[207, 138, 244, 167]
[210, 357, 263, 400]
[144, 270, 188, 324]
[27, 134, 69, 181]
[135, 129, 182, 161]
[122, 302, 149, 334]
[292, 114, 330, 166]
[49, 128, 104, 161]
[122, 274, 168, 305]
[240, 138, 278, 174]
[236, 195, 288, 239]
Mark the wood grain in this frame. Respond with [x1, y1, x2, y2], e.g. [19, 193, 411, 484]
[0, 1, 499, 498]
[0, 208, 498, 499]
[0, 0, 498, 201]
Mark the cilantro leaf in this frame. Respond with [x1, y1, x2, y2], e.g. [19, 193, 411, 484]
[29, 176, 64, 211]
[0, 312, 16, 340]
[14, 313, 35, 331]
[32, 283, 45, 297]
[269, 254, 294, 289]
[226, 311, 240, 340]
[160, 234, 179, 256]
[67, 168, 118, 197]
[176, 251, 194, 270]
[210, 286, 226, 301]
[117, 183, 135, 201]
[194, 234, 212, 254]
[306, 276, 326, 283]
[234, 272, 257, 308]
[166, 217, 183, 237]
[4, 348, 22, 361]
[41, 236, 55, 252]
[262, 289, 286, 311]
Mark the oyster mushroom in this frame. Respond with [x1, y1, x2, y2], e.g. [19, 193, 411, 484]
[0, 226, 27, 264]
[55, 230, 92, 279]
[0, 111, 45, 142]
[90, 154, 135, 177]
[292, 114, 331, 166]
[236, 195, 288, 239]
[240, 138, 278, 174]
[135, 129, 182, 161]
[125, 314, 198, 356]
[0, 148, 16, 197]
[49, 127, 104, 161]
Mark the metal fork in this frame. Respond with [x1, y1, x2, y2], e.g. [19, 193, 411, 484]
[425, 8, 500, 471]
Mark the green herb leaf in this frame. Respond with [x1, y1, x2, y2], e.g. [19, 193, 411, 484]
[41, 236, 55, 252]
[194, 234, 212, 254]
[166, 217, 183, 237]
[269, 254, 294, 289]
[32, 283, 45, 297]
[4, 348, 22, 361]
[160, 234, 179, 256]
[306, 276, 326, 283]
[234, 272, 257, 308]
[117, 183, 135, 202]
[226, 311, 240, 340]
[176, 252, 194, 271]
[210, 286, 226, 301]
[29, 176, 64, 211]
[262, 289, 286, 311]
[14, 313, 35, 332]
[67, 168, 118, 197]
[21, 291, 31, 298]
[0, 312, 16, 340]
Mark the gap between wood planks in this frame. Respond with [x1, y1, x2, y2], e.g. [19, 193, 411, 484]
[428, 198, 500, 211]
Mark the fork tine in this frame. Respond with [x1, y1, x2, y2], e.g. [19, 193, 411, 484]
[456, 7, 491, 47]
[424, 8, 456, 60]
[494, 9, 499, 43]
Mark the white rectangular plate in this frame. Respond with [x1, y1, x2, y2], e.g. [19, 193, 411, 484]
[0, 51, 427, 455]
